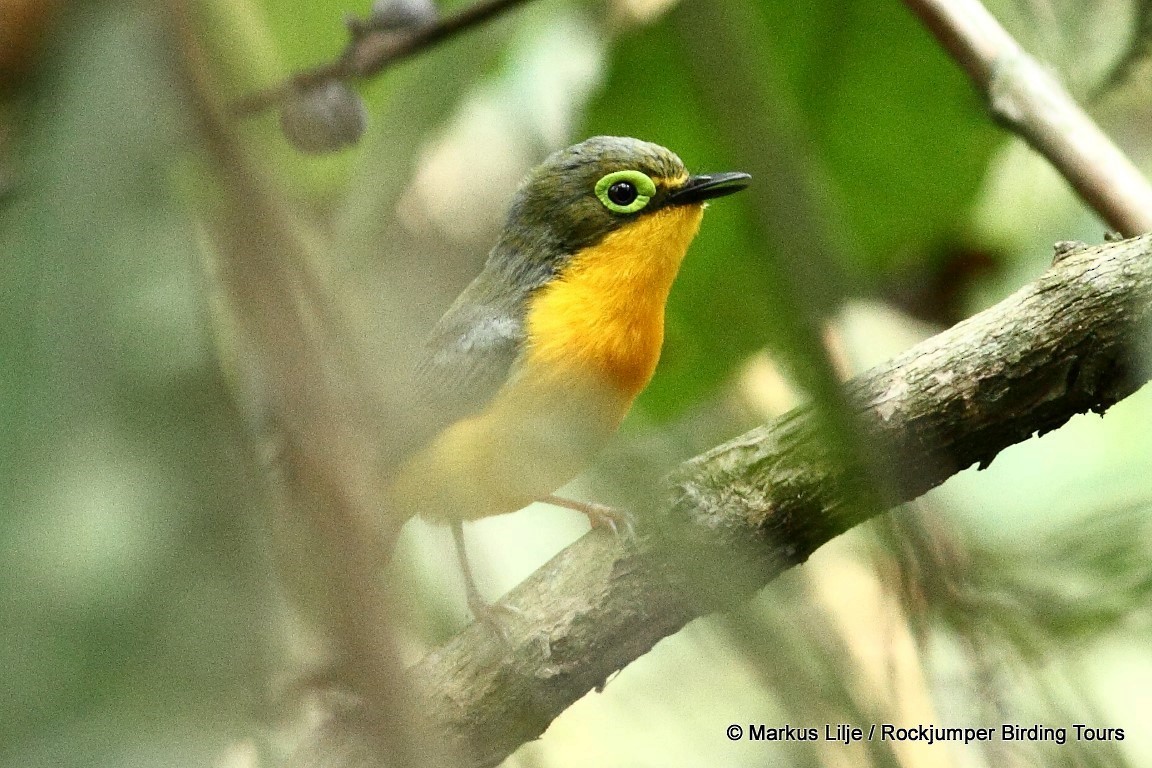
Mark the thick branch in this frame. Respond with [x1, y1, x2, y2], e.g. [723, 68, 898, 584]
[902, 0, 1152, 235]
[231, 0, 536, 116]
[407, 235, 1152, 767]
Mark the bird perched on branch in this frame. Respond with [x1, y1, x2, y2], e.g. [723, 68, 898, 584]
[389, 136, 750, 625]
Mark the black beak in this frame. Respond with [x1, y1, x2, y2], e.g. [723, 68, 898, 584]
[667, 171, 751, 205]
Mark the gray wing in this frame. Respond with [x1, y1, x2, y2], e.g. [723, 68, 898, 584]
[413, 287, 525, 431]
[413, 238, 557, 431]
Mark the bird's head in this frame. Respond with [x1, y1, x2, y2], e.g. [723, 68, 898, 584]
[494, 136, 750, 272]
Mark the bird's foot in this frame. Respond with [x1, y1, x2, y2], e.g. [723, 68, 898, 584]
[466, 593, 524, 643]
[545, 495, 636, 539]
[451, 520, 523, 642]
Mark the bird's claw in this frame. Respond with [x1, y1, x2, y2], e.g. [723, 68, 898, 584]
[581, 501, 636, 541]
[543, 495, 638, 540]
[468, 598, 524, 643]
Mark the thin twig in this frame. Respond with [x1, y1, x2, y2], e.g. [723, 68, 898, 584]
[231, 0, 538, 117]
[902, 0, 1152, 235]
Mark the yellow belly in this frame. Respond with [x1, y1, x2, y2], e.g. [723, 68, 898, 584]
[391, 203, 705, 523]
[389, 368, 628, 522]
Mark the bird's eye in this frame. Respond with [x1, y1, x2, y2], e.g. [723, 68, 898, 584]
[595, 170, 656, 214]
[608, 181, 637, 207]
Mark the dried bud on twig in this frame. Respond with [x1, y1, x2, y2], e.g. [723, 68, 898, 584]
[278, 79, 367, 154]
[370, 0, 438, 30]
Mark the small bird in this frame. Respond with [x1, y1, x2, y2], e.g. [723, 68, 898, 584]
[389, 136, 750, 622]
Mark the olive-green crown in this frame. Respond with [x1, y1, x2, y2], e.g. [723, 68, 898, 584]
[486, 137, 688, 287]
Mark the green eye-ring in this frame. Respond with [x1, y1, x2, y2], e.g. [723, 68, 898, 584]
[595, 170, 657, 214]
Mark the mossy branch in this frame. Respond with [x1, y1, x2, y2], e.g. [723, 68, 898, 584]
[393, 235, 1152, 768]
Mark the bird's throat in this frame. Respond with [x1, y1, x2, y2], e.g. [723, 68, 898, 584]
[524, 204, 705, 405]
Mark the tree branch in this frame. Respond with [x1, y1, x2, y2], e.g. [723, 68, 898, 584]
[231, 0, 537, 117]
[399, 235, 1152, 767]
[901, 0, 1152, 236]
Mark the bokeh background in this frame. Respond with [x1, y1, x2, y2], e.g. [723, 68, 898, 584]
[3, 0, 1152, 766]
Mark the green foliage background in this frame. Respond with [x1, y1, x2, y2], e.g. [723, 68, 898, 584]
[2, 0, 1151, 766]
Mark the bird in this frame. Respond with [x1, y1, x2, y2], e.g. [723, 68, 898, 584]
[388, 136, 750, 625]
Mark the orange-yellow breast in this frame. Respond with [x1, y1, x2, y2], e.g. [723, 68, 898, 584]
[391, 197, 706, 523]
[523, 200, 705, 412]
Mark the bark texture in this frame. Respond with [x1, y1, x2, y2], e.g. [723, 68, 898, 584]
[402, 235, 1152, 767]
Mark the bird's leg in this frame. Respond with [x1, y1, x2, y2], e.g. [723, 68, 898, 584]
[451, 520, 488, 618]
[450, 520, 520, 638]
[544, 495, 635, 539]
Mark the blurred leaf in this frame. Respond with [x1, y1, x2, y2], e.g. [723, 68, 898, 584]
[0, 5, 267, 765]
[582, 17, 783, 416]
[962, 503, 1152, 647]
[776, 0, 1001, 273]
[585, 0, 1000, 416]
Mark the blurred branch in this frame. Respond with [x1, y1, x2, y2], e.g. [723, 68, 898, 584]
[902, 0, 1152, 235]
[393, 235, 1152, 768]
[1099, 0, 1152, 92]
[174, 8, 436, 767]
[231, 0, 537, 117]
